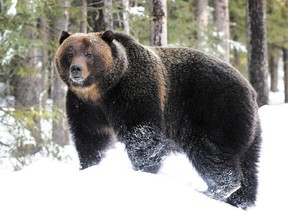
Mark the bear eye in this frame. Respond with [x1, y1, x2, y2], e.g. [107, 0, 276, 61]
[86, 53, 92, 58]
[68, 53, 73, 58]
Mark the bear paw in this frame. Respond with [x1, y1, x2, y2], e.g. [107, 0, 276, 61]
[202, 183, 241, 201]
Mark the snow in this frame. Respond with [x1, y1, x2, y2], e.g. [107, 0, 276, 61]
[256, 104, 288, 215]
[129, 6, 145, 16]
[7, 0, 17, 16]
[228, 39, 247, 52]
[0, 102, 287, 215]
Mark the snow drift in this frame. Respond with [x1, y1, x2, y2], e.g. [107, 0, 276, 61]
[0, 104, 287, 216]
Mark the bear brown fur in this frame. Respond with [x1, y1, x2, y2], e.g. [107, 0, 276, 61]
[55, 30, 261, 209]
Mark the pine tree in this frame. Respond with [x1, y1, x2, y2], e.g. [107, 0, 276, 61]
[267, 0, 288, 102]
[51, 0, 71, 146]
[283, 48, 288, 103]
[213, 0, 230, 62]
[195, 0, 208, 45]
[88, 0, 106, 31]
[150, 0, 167, 46]
[88, 0, 114, 31]
[12, 1, 46, 148]
[246, 0, 269, 106]
[122, 0, 130, 34]
[268, 45, 281, 92]
[80, 0, 87, 33]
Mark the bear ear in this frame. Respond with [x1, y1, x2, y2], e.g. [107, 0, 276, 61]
[101, 30, 114, 44]
[59, 31, 72, 45]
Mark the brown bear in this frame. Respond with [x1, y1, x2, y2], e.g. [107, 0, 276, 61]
[55, 30, 261, 209]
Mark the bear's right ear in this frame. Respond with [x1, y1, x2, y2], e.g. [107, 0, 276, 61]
[59, 31, 72, 45]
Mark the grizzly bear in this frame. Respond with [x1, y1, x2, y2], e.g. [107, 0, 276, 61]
[55, 30, 261, 209]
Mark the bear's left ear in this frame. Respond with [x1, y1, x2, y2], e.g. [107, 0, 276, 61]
[59, 31, 72, 45]
[101, 30, 114, 44]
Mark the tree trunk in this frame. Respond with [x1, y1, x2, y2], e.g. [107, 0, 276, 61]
[80, 0, 87, 33]
[283, 48, 288, 103]
[231, 34, 241, 70]
[14, 20, 42, 109]
[0, 0, 3, 13]
[122, 0, 130, 34]
[88, 0, 113, 32]
[246, 0, 269, 107]
[39, 15, 50, 109]
[88, 0, 104, 32]
[268, 45, 280, 92]
[105, 0, 113, 30]
[150, 0, 167, 46]
[195, 0, 208, 45]
[13, 20, 43, 147]
[213, 0, 230, 62]
[51, 0, 70, 146]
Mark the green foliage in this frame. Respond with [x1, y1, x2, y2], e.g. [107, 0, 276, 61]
[129, 0, 151, 45]
[0, 106, 71, 171]
[167, 0, 195, 46]
[267, 0, 288, 48]
[0, 0, 73, 171]
[229, 0, 248, 77]
[229, 0, 246, 50]
[0, 1, 53, 74]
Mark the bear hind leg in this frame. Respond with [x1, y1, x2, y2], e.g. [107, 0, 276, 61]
[226, 128, 261, 209]
[184, 135, 242, 201]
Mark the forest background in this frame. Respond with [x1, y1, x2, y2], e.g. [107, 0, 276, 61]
[0, 0, 287, 170]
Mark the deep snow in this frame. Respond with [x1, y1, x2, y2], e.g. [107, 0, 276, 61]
[0, 102, 288, 216]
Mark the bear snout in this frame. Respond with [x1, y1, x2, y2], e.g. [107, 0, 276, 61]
[70, 64, 84, 83]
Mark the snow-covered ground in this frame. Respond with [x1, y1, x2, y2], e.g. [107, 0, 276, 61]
[0, 96, 287, 215]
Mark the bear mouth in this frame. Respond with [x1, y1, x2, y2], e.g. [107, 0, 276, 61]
[69, 75, 94, 88]
[70, 76, 85, 85]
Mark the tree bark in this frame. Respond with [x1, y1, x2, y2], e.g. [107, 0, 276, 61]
[51, 0, 70, 146]
[231, 34, 241, 70]
[13, 19, 43, 147]
[88, 0, 113, 32]
[268, 45, 280, 92]
[0, 0, 3, 13]
[88, 0, 105, 32]
[283, 48, 288, 103]
[80, 0, 87, 33]
[88, 0, 114, 32]
[213, 0, 230, 62]
[122, 0, 130, 34]
[105, 0, 113, 30]
[150, 0, 167, 46]
[195, 0, 208, 44]
[246, 0, 269, 107]
[13, 20, 42, 110]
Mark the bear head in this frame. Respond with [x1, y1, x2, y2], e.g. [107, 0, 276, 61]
[55, 30, 127, 102]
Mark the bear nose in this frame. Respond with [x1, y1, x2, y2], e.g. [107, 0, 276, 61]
[70, 64, 82, 79]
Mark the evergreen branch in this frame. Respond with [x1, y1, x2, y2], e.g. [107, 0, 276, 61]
[0, 140, 10, 147]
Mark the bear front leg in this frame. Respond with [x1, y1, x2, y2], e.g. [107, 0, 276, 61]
[105, 82, 173, 173]
[122, 124, 170, 173]
[66, 90, 114, 170]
